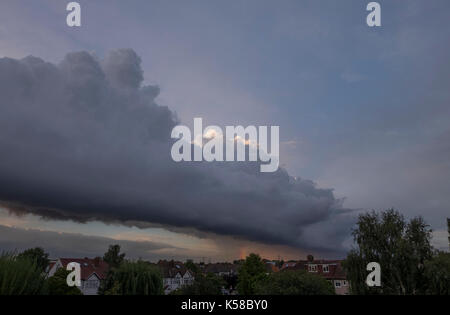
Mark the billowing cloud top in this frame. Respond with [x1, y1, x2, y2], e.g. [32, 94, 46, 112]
[0, 49, 353, 252]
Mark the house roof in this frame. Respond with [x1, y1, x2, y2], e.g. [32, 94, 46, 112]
[47, 261, 56, 273]
[281, 260, 347, 280]
[157, 260, 191, 278]
[58, 257, 109, 280]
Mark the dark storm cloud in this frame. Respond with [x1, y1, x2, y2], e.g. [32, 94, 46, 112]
[0, 225, 174, 260]
[0, 50, 354, 252]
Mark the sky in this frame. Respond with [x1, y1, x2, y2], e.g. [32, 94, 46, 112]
[0, 0, 449, 261]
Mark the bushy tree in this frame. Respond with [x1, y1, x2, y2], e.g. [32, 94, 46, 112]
[47, 268, 82, 295]
[103, 244, 125, 269]
[172, 273, 225, 295]
[237, 253, 267, 295]
[254, 270, 335, 295]
[105, 260, 163, 295]
[423, 251, 450, 295]
[344, 209, 433, 295]
[99, 244, 125, 294]
[0, 253, 47, 295]
[17, 247, 49, 273]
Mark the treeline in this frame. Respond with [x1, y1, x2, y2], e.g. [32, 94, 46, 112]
[99, 245, 163, 295]
[171, 253, 335, 295]
[0, 209, 449, 295]
[0, 245, 165, 295]
[344, 209, 450, 295]
[0, 245, 334, 295]
[0, 248, 81, 295]
[99, 245, 334, 295]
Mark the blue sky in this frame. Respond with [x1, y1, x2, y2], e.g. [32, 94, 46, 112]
[0, 0, 449, 259]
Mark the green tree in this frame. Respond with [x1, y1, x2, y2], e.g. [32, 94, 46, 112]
[423, 251, 450, 295]
[343, 209, 433, 295]
[105, 260, 163, 295]
[185, 259, 200, 275]
[103, 244, 125, 269]
[0, 253, 47, 295]
[17, 247, 49, 273]
[172, 273, 225, 295]
[237, 253, 267, 295]
[254, 270, 335, 295]
[47, 268, 82, 295]
[99, 244, 126, 294]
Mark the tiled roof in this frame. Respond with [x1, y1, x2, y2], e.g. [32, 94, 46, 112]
[157, 260, 190, 278]
[58, 257, 109, 280]
[281, 260, 347, 280]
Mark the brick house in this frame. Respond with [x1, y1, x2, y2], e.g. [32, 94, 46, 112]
[47, 257, 109, 295]
[282, 256, 349, 295]
[157, 260, 194, 294]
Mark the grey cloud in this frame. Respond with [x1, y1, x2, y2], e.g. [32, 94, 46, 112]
[0, 224, 174, 260]
[102, 49, 144, 89]
[0, 50, 354, 253]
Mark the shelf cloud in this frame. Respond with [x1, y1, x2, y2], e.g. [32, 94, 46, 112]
[0, 49, 354, 253]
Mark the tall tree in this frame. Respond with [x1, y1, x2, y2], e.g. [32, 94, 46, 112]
[99, 244, 126, 294]
[344, 209, 433, 295]
[237, 253, 267, 295]
[0, 253, 47, 295]
[17, 247, 49, 273]
[104, 260, 163, 295]
[103, 244, 125, 269]
[423, 251, 450, 295]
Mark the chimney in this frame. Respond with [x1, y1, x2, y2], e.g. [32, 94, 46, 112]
[94, 257, 100, 267]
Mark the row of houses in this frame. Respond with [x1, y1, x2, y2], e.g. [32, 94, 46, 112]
[46, 258, 199, 295]
[46, 255, 349, 295]
[279, 257, 349, 295]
